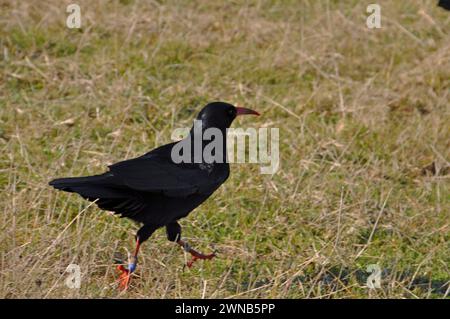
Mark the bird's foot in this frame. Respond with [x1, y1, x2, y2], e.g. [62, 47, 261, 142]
[116, 265, 131, 290]
[178, 240, 217, 268]
[186, 251, 216, 268]
[116, 256, 137, 290]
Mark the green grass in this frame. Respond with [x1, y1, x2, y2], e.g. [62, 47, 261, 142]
[0, 0, 449, 298]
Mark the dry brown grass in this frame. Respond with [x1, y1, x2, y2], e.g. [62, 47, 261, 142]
[0, 0, 449, 298]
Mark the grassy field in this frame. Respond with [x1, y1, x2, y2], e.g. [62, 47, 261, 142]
[0, 0, 449, 298]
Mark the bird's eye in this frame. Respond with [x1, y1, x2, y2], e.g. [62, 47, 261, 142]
[228, 108, 235, 117]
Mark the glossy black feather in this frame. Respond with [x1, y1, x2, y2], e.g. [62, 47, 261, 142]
[49, 102, 236, 238]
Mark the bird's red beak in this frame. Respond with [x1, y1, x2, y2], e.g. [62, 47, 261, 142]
[235, 107, 260, 116]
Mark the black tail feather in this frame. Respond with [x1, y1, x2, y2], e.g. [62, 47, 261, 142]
[49, 173, 146, 219]
[49, 173, 110, 190]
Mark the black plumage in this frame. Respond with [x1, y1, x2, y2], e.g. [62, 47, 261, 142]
[51, 142, 226, 236]
[438, 0, 450, 10]
[49, 102, 259, 287]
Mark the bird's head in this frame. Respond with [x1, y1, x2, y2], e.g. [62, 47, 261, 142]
[196, 102, 259, 130]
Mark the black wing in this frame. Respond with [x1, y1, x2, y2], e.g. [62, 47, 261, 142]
[108, 155, 227, 197]
[50, 142, 229, 223]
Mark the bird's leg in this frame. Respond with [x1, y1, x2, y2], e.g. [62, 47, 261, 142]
[117, 239, 140, 290]
[177, 239, 216, 268]
[115, 224, 157, 290]
[166, 222, 216, 268]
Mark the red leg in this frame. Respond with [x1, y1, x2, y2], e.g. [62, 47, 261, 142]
[177, 239, 216, 268]
[117, 239, 140, 290]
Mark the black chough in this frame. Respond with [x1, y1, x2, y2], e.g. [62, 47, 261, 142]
[49, 101, 259, 288]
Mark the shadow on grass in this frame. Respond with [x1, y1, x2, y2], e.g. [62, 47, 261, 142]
[285, 266, 449, 297]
